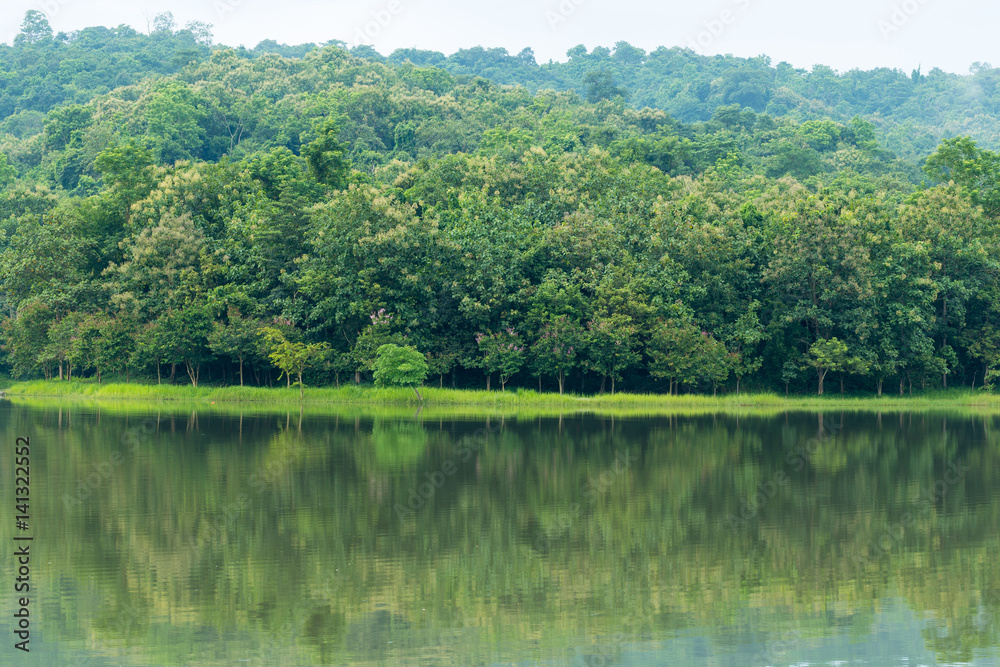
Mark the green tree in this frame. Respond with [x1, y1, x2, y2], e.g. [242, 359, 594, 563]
[105, 212, 206, 316]
[584, 70, 626, 103]
[160, 303, 214, 387]
[696, 332, 732, 396]
[2, 300, 52, 379]
[475, 328, 525, 391]
[145, 82, 208, 162]
[209, 309, 264, 386]
[261, 327, 330, 398]
[648, 317, 701, 395]
[94, 141, 156, 228]
[16, 11, 52, 45]
[0, 154, 16, 189]
[302, 118, 349, 188]
[96, 317, 138, 382]
[351, 309, 405, 383]
[923, 137, 1000, 218]
[585, 314, 639, 394]
[531, 315, 583, 395]
[803, 337, 867, 395]
[373, 344, 429, 400]
[723, 302, 767, 394]
[41, 312, 83, 380]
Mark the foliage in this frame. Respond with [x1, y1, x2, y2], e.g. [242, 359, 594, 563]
[372, 343, 429, 399]
[1, 17, 999, 398]
[261, 326, 330, 398]
[475, 328, 525, 391]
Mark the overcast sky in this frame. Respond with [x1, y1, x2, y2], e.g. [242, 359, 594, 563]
[1, 0, 994, 75]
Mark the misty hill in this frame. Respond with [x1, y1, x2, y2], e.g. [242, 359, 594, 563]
[4, 10, 1000, 166]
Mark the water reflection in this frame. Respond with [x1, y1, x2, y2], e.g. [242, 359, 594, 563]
[1, 401, 999, 665]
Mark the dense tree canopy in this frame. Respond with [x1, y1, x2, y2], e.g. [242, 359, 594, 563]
[2, 13, 1000, 395]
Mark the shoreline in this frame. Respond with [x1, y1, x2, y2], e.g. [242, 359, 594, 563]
[1, 380, 998, 415]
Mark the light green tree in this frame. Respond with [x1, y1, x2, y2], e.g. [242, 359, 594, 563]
[373, 344, 429, 400]
[803, 337, 868, 396]
[261, 327, 329, 398]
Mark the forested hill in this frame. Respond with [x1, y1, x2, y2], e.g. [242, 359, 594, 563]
[2, 10, 1000, 396]
[359, 45, 1000, 163]
[6, 10, 1000, 162]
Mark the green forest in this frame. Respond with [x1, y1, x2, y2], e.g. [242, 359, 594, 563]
[3, 10, 1000, 396]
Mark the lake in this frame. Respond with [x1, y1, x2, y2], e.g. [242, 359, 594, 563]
[1, 400, 999, 666]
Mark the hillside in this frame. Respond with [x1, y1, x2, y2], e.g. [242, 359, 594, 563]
[2, 11, 1000, 396]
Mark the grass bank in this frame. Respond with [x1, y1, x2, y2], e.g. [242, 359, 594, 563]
[2, 379, 999, 416]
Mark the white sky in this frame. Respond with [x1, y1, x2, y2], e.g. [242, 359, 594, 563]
[1, 0, 994, 75]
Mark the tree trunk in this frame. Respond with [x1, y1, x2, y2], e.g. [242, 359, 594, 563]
[413, 386, 423, 401]
[942, 298, 948, 389]
[600, 376, 606, 395]
[298, 372, 303, 399]
[486, 374, 491, 391]
[839, 374, 844, 394]
[186, 362, 199, 387]
[439, 374, 443, 388]
[611, 376, 615, 395]
[156, 362, 161, 385]
[817, 368, 827, 395]
[355, 370, 360, 385]
[68, 363, 72, 382]
[58, 363, 63, 381]
[557, 370, 564, 395]
[876, 379, 883, 397]
[239, 358, 244, 387]
[736, 376, 740, 394]
[899, 376, 905, 396]
[169, 363, 176, 384]
[501, 377, 507, 392]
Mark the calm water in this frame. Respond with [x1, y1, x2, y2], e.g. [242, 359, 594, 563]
[1, 401, 1000, 666]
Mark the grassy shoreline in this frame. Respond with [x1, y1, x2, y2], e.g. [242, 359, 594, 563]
[2, 379, 999, 415]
